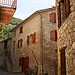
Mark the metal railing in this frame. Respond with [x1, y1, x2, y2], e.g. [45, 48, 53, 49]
[0, 0, 17, 8]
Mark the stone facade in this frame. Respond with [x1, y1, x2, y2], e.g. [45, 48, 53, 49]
[0, 38, 12, 72]
[10, 8, 57, 75]
[56, 0, 75, 75]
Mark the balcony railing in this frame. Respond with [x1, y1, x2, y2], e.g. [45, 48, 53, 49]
[0, 0, 17, 8]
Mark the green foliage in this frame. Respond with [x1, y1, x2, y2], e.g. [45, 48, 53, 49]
[0, 23, 5, 32]
[0, 25, 15, 40]
[0, 17, 23, 40]
[9, 17, 23, 25]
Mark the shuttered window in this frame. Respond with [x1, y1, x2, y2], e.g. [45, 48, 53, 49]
[50, 30, 57, 41]
[27, 36, 29, 45]
[18, 40, 19, 48]
[21, 39, 22, 47]
[64, 0, 70, 17]
[58, 0, 64, 3]
[58, 3, 61, 28]
[33, 33, 35, 44]
[24, 56, 29, 67]
[19, 57, 23, 66]
[60, 47, 67, 75]
[20, 26, 23, 34]
[50, 13, 56, 23]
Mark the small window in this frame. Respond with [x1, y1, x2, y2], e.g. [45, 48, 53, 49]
[27, 36, 29, 45]
[20, 26, 23, 34]
[32, 32, 36, 44]
[27, 32, 36, 45]
[4, 40, 7, 49]
[58, 0, 64, 3]
[18, 39, 23, 48]
[50, 13, 56, 23]
[64, 0, 70, 17]
[50, 30, 57, 41]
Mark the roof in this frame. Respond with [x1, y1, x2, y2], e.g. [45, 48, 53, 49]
[10, 7, 56, 32]
[0, 37, 11, 43]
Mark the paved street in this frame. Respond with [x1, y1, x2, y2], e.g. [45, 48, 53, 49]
[0, 69, 25, 75]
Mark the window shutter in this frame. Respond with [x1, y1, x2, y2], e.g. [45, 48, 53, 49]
[19, 57, 23, 66]
[64, 0, 70, 17]
[55, 30, 57, 41]
[58, 3, 61, 28]
[21, 39, 22, 47]
[27, 36, 29, 45]
[60, 47, 66, 75]
[24, 56, 29, 67]
[58, 0, 64, 3]
[50, 30, 57, 41]
[33, 33, 35, 44]
[50, 13, 56, 23]
[50, 13, 52, 22]
[20, 26, 23, 34]
[18, 40, 19, 48]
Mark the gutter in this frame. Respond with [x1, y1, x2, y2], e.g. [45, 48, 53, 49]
[36, 11, 43, 75]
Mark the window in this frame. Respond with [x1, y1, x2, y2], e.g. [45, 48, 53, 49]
[50, 30, 57, 41]
[27, 32, 36, 45]
[18, 39, 23, 48]
[4, 40, 7, 49]
[60, 47, 67, 75]
[50, 13, 56, 23]
[58, 0, 64, 3]
[19, 56, 29, 72]
[20, 26, 23, 34]
[33, 32, 36, 44]
[64, 0, 70, 17]
[27, 36, 29, 45]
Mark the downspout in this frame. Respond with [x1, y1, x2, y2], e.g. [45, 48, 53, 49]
[36, 12, 43, 75]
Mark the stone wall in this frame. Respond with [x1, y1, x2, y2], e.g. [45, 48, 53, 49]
[56, 0, 75, 75]
[11, 14, 42, 75]
[0, 38, 12, 72]
[11, 8, 57, 75]
[40, 9, 57, 75]
[0, 41, 5, 69]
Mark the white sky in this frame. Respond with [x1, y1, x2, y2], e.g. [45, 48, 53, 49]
[13, 0, 55, 20]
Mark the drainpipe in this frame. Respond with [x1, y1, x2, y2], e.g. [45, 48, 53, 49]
[36, 11, 43, 75]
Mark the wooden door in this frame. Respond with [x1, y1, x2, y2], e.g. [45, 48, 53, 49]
[60, 50, 66, 75]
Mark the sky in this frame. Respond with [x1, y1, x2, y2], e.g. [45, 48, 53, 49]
[13, 0, 55, 20]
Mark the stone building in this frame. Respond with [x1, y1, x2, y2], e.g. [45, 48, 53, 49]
[56, 0, 75, 75]
[0, 37, 12, 72]
[10, 7, 57, 75]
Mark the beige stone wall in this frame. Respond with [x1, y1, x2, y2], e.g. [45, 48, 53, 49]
[0, 38, 12, 71]
[11, 8, 57, 75]
[56, 0, 75, 75]
[11, 14, 42, 74]
[40, 9, 57, 75]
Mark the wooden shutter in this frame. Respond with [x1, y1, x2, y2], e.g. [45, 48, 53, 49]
[18, 40, 19, 48]
[58, 3, 61, 28]
[64, 0, 70, 17]
[19, 57, 23, 66]
[50, 30, 57, 41]
[59, 0, 64, 3]
[20, 26, 23, 34]
[21, 39, 22, 47]
[24, 56, 29, 67]
[60, 48, 66, 75]
[50, 13, 56, 23]
[33, 33, 35, 44]
[27, 36, 29, 45]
